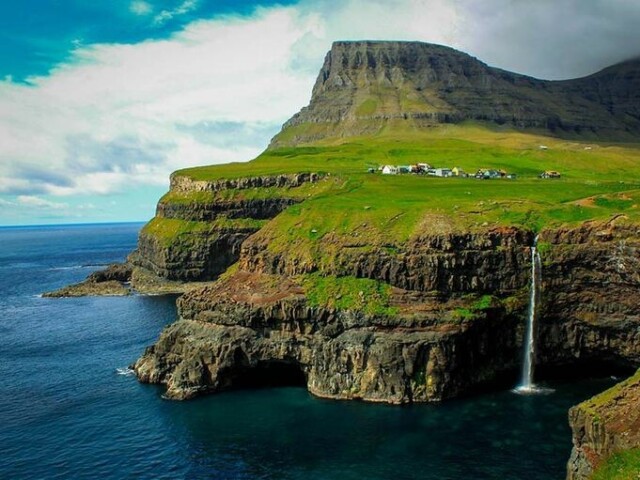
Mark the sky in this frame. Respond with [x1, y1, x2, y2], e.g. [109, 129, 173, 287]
[1, 0, 639, 225]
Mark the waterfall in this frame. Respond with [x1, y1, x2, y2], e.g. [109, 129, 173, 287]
[514, 236, 550, 395]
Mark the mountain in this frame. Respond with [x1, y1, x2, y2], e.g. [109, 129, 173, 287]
[271, 41, 640, 147]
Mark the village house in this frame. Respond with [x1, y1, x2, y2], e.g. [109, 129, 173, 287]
[540, 170, 561, 179]
[475, 169, 503, 179]
[434, 168, 453, 177]
[451, 167, 467, 177]
[382, 165, 398, 175]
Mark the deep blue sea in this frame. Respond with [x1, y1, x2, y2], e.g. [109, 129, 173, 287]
[0, 223, 616, 479]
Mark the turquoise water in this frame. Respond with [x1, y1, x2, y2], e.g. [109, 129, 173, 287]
[0, 223, 615, 479]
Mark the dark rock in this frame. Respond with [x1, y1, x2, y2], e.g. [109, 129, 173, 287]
[270, 41, 640, 147]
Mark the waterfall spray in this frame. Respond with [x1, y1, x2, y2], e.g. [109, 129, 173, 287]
[514, 236, 551, 395]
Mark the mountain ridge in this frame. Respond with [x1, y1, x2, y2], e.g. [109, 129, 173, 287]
[270, 40, 640, 147]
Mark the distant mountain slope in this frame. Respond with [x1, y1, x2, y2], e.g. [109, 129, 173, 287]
[271, 41, 640, 147]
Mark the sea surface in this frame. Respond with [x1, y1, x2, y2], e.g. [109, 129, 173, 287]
[0, 223, 616, 480]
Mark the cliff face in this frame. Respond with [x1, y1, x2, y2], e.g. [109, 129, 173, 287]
[134, 270, 522, 402]
[567, 370, 640, 479]
[271, 41, 640, 146]
[537, 221, 640, 371]
[133, 220, 640, 409]
[128, 173, 323, 282]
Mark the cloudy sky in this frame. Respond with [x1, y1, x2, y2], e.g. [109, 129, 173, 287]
[1, 0, 639, 225]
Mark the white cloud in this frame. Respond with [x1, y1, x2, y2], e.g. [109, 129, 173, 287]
[130, 1, 153, 16]
[0, 6, 318, 198]
[154, 0, 198, 25]
[16, 195, 68, 209]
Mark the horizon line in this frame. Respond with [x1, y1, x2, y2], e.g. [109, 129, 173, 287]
[0, 220, 147, 229]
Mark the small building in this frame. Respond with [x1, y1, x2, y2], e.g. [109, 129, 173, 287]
[539, 170, 561, 179]
[476, 169, 500, 179]
[451, 167, 467, 177]
[398, 165, 411, 174]
[539, 145, 549, 150]
[434, 168, 453, 177]
[382, 165, 398, 175]
[417, 162, 432, 170]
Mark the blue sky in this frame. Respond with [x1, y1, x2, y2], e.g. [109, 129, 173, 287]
[1, 0, 639, 225]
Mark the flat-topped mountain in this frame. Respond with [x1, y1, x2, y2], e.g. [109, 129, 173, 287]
[272, 41, 640, 146]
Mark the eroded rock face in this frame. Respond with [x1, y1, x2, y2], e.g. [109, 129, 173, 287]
[169, 172, 322, 193]
[271, 41, 640, 147]
[134, 272, 521, 402]
[537, 221, 640, 370]
[130, 228, 252, 282]
[129, 173, 323, 282]
[566, 370, 640, 479]
[241, 227, 534, 294]
[134, 219, 640, 407]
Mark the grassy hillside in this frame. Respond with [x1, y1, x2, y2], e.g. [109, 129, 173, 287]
[173, 123, 640, 247]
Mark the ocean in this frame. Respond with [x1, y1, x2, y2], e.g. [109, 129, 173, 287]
[0, 223, 615, 479]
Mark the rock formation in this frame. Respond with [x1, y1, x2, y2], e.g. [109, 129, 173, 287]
[271, 41, 640, 147]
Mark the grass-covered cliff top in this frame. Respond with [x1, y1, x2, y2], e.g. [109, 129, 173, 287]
[169, 123, 640, 240]
[591, 448, 640, 480]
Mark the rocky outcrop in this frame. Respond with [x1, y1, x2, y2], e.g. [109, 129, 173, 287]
[156, 198, 299, 222]
[567, 370, 640, 479]
[271, 41, 640, 147]
[134, 271, 522, 402]
[128, 173, 323, 282]
[241, 226, 534, 294]
[134, 219, 640, 406]
[536, 220, 640, 371]
[43, 263, 133, 297]
[169, 172, 323, 193]
[129, 225, 255, 282]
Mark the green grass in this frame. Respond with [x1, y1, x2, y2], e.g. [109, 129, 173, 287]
[302, 273, 398, 316]
[591, 449, 640, 480]
[142, 217, 267, 247]
[157, 123, 640, 263]
[159, 179, 333, 205]
[580, 370, 640, 418]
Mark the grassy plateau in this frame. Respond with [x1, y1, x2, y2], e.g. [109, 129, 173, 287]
[169, 123, 640, 252]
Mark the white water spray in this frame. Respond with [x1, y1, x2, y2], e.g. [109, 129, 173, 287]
[514, 236, 552, 395]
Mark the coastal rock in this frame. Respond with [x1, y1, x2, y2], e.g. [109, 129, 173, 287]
[567, 370, 640, 479]
[134, 220, 640, 409]
[43, 263, 133, 297]
[134, 271, 521, 402]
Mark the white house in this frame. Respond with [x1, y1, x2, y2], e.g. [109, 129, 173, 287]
[382, 165, 398, 175]
[434, 168, 453, 177]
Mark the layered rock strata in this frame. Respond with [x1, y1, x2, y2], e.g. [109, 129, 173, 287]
[134, 271, 523, 402]
[272, 41, 640, 147]
[567, 370, 640, 479]
[128, 173, 323, 282]
[134, 220, 640, 406]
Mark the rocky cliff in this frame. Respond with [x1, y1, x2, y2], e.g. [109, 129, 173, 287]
[567, 370, 640, 479]
[133, 220, 640, 407]
[127, 172, 324, 283]
[271, 41, 640, 146]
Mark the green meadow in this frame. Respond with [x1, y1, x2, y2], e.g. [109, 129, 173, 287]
[170, 123, 640, 251]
